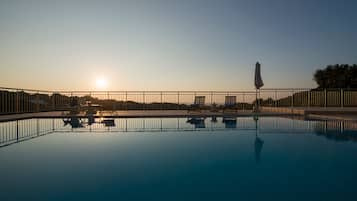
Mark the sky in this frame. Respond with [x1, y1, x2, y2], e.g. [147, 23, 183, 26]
[0, 0, 356, 91]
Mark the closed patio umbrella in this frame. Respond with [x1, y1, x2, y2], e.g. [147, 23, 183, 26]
[254, 62, 264, 112]
[255, 62, 264, 89]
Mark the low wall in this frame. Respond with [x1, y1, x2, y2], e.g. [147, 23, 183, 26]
[261, 106, 357, 116]
[260, 107, 306, 115]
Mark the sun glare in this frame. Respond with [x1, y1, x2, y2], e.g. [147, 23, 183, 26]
[95, 77, 108, 90]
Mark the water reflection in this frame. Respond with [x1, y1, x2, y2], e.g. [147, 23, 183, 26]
[2, 118, 357, 201]
[313, 121, 357, 142]
[222, 117, 237, 128]
[254, 116, 264, 163]
[63, 116, 116, 128]
[211, 116, 218, 123]
[255, 137, 264, 163]
[186, 117, 206, 128]
[101, 119, 115, 127]
[63, 117, 84, 128]
[1, 117, 357, 148]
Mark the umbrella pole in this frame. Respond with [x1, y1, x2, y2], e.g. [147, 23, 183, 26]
[255, 118, 258, 137]
[255, 88, 258, 112]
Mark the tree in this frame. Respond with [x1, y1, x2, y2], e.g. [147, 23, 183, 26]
[313, 64, 357, 88]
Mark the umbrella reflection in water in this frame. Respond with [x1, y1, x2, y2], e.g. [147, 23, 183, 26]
[254, 116, 264, 163]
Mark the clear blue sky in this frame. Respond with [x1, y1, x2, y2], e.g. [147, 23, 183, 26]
[0, 0, 356, 90]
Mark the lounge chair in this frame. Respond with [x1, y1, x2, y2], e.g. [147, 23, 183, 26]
[188, 96, 205, 113]
[223, 96, 237, 113]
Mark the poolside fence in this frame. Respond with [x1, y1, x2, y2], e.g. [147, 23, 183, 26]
[1, 87, 357, 115]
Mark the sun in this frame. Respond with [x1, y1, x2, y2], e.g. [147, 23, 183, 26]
[95, 77, 108, 90]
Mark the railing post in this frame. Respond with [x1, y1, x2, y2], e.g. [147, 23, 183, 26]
[52, 93, 55, 111]
[27, 93, 30, 113]
[142, 91, 145, 110]
[1, 91, 3, 114]
[36, 91, 40, 113]
[107, 91, 112, 111]
[291, 90, 294, 109]
[308, 90, 310, 108]
[274, 90, 277, 107]
[16, 90, 19, 113]
[4, 92, 7, 114]
[242, 93, 245, 111]
[340, 89, 344, 108]
[125, 91, 128, 110]
[160, 92, 163, 110]
[8, 92, 11, 113]
[70, 92, 73, 111]
[193, 92, 197, 111]
[324, 89, 327, 108]
[177, 92, 180, 110]
[37, 119, 39, 136]
[16, 120, 19, 141]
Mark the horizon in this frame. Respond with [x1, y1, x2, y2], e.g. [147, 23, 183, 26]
[1, 0, 357, 91]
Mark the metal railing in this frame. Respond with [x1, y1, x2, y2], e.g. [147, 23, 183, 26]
[1, 87, 357, 115]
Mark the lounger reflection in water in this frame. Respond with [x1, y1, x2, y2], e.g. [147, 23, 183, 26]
[101, 119, 115, 127]
[222, 117, 237, 128]
[63, 117, 84, 128]
[187, 117, 206, 128]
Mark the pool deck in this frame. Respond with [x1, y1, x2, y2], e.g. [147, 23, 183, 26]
[1, 107, 357, 122]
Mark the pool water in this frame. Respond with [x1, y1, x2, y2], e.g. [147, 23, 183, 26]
[1, 117, 357, 201]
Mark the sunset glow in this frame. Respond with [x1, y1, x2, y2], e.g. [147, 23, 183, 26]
[95, 77, 108, 90]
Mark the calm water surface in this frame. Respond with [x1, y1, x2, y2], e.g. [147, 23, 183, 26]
[0, 117, 357, 201]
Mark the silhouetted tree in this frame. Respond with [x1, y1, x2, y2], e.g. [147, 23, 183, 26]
[314, 64, 357, 88]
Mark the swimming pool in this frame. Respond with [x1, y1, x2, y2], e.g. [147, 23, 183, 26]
[1, 117, 357, 201]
